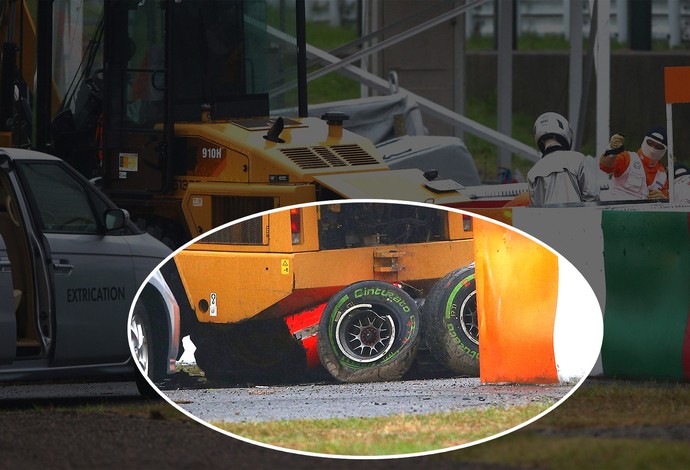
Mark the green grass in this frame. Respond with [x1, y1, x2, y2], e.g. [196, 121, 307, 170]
[6, 398, 186, 421]
[306, 21, 361, 104]
[535, 380, 690, 428]
[306, 22, 359, 51]
[211, 402, 555, 456]
[468, 31, 685, 52]
[462, 93, 537, 182]
[436, 380, 690, 469]
[444, 436, 690, 470]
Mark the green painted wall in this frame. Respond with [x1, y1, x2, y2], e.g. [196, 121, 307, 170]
[601, 211, 690, 380]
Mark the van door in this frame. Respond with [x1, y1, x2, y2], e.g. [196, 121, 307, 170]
[0, 161, 55, 363]
[0, 172, 17, 363]
[16, 160, 138, 366]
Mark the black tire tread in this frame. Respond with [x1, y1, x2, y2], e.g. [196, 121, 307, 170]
[317, 280, 421, 383]
[423, 265, 479, 376]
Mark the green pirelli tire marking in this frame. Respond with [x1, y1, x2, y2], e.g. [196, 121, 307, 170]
[601, 211, 690, 380]
[445, 273, 475, 321]
[328, 293, 350, 351]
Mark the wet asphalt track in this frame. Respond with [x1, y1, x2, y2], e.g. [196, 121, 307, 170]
[162, 377, 574, 424]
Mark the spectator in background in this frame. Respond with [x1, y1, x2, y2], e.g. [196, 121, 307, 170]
[599, 127, 669, 200]
[674, 163, 690, 205]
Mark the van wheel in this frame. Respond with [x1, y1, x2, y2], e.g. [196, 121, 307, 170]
[129, 302, 167, 383]
[135, 372, 162, 400]
[423, 265, 479, 376]
[317, 281, 420, 383]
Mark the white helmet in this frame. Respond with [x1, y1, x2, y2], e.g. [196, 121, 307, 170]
[533, 112, 573, 153]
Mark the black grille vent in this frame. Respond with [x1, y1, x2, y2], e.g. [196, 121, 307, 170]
[281, 144, 378, 169]
[202, 218, 263, 245]
[332, 144, 379, 166]
[202, 196, 272, 245]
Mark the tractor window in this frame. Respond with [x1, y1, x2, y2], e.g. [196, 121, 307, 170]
[170, 0, 273, 120]
[318, 203, 449, 250]
[126, 2, 165, 128]
[16, 163, 102, 234]
[104, 0, 300, 128]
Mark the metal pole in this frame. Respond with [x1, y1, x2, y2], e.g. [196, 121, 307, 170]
[36, 0, 53, 152]
[616, 0, 628, 44]
[454, 0, 466, 139]
[496, 0, 513, 172]
[595, 0, 610, 156]
[669, 0, 681, 48]
[574, 0, 597, 150]
[666, 102, 674, 202]
[296, 0, 308, 117]
[569, 0, 583, 141]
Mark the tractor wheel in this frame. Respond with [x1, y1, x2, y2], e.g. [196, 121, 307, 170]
[317, 280, 420, 383]
[423, 264, 479, 376]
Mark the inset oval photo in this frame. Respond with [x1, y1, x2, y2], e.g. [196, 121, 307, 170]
[128, 200, 603, 458]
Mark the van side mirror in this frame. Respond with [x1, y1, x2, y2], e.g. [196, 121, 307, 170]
[104, 208, 129, 231]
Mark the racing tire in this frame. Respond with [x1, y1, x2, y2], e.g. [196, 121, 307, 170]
[191, 319, 308, 384]
[423, 264, 479, 376]
[317, 280, 421, 383]
[129, 302, 167, 385]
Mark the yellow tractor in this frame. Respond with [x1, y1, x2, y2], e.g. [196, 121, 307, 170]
[171, 201, 479, 383]
[0, 0, 482, 249]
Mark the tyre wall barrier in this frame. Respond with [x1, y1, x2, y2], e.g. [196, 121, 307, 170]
[512, 209, 690, 381]
[473, 218, 602, 384]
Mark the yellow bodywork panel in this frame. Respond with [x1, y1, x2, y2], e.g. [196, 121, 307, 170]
[173, 117, 388, 185]
[291, 240, 475, 289]
[177, 204, 476, 324]
[175, 251, 296, 324]
[177, 241, 474, 324]
[181, 182, 316, 237]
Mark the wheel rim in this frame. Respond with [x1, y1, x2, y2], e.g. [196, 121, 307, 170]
[460, 290, 479, 345]
[335, 303, 396, 363]
[129, 313, 149, 374]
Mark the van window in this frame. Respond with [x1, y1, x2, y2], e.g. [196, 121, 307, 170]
[17, 162, 102, 234]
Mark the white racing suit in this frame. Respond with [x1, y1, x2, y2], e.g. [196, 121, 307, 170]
[602, 150, 667, 201]
[674, 174, 690, 205]
[527, 149, 601, 207]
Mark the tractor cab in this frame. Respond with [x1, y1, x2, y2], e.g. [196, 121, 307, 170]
[51, 0, 306, 196]
[103, 0, 304, 196]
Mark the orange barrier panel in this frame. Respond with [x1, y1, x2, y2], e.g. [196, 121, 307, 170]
[664, 66, 690, 104]
[474, 218, 560, 383]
